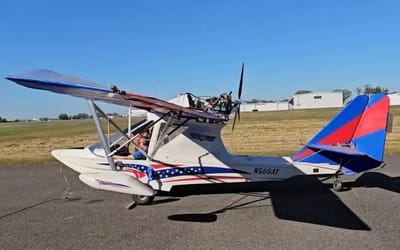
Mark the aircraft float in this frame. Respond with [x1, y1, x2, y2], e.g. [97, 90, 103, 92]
[5, 65, 390, 205]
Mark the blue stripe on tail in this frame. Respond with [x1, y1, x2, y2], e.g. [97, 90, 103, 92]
[292, 94, 389, 175]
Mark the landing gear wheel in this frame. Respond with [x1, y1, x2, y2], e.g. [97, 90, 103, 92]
[132, 194, 155, 205]
[132, 184, 155, 205]
[115, 161, 124, 171]
[333, 179, 343, 192]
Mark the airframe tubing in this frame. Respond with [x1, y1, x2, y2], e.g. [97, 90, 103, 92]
[128, 105, 132, 135]
[93, 102, 130, 140]
[87, 100, 117, 171]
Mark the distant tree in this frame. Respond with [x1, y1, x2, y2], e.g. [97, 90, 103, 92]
[295, 90, 312, 95]
[369, 86, 388, 94]
[107, 112, 120, 117]
[78, 113, 89, 119]
[356, 85, 389, 95]
[333, 89, 352, 103]
[58, 113, 69, 120]
[72, 113, 89, 120]
[247, 99, 260, 103]
[0, 116, 7, 123]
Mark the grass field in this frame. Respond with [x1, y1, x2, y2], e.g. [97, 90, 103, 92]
[1, 106, 399, 165]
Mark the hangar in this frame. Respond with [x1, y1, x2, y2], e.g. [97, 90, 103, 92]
[388, 92, 400, 106]
[288, 92, 343, 110]
[240, 92, 344, 112]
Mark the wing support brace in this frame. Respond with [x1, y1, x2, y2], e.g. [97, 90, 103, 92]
[150, 115, 175, 157]
[87, 100, 117, 171]
[110, 114, 168, 161]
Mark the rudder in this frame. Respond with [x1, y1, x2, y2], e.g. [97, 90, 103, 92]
[292, 94, 390, 175]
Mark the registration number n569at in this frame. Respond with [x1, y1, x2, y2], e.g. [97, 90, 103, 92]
[253, 168, 280, 175]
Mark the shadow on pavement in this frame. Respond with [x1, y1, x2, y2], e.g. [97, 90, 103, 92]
[166, 175, 377, 230]
[168, 194, 269, 223]
[347, 172, 400, 193]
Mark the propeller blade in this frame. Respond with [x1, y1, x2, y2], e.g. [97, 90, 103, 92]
[238, 63, 244, 100]
[237, 105, 240, 122]
[232, 109, 238, 131]
[232, 63, 244, 131]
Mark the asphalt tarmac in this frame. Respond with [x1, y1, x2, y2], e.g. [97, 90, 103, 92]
[1, 156, 399, 249]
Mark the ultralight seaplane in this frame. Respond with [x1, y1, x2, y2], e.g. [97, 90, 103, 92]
[6, 66, 390, 205]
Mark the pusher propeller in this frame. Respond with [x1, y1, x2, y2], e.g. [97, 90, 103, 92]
[232, 63, 244, 131]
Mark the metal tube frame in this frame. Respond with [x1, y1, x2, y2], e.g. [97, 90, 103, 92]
[87, 100, 116, 170]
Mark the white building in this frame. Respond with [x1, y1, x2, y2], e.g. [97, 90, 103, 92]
[241, 102, 288, 112]
[388, 92, 400, 106]
[288, 92, 343, 110]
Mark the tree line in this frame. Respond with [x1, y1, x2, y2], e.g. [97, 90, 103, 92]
[1, 85, 394, 122]
[58, 112, 121, 120]
[58, 113, 90, 120]
[0, 112, 123, 122]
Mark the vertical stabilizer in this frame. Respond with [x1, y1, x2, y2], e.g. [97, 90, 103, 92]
[292, 95, 369, 162]
[352, 94, 389, 161]
[292, 94, 389, 175]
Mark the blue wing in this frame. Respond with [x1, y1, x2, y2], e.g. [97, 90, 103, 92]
[6, 69, 224, 121]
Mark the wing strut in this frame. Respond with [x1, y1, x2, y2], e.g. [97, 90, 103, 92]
[150, 115, 176, 158]
[87, 100, 116, 171]
[92, 102, 130, 141]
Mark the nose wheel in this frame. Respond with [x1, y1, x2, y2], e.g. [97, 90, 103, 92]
[332, 179, 343, 192]
[131, 183, 156, 205]
[132, 194, 155, 205]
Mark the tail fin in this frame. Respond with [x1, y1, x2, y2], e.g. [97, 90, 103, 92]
[292, 94, 390, 175]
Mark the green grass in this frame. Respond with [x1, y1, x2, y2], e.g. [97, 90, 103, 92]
[0, 120, 94, 141]
[0, 118, 136, 165]
[0, 118, 136, 140]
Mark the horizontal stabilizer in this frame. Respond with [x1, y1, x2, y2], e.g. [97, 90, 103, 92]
[79, 172, 155, 196]
[307, 143, 366, 157]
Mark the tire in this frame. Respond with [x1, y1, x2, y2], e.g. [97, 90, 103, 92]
[132, 194, 155, 205]
[132, 183, 155, 205]
[115, 161, 124, 171]
[333, 180, 343, 192]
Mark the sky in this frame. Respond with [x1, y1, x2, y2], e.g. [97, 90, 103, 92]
[1, 0, 400, 120]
